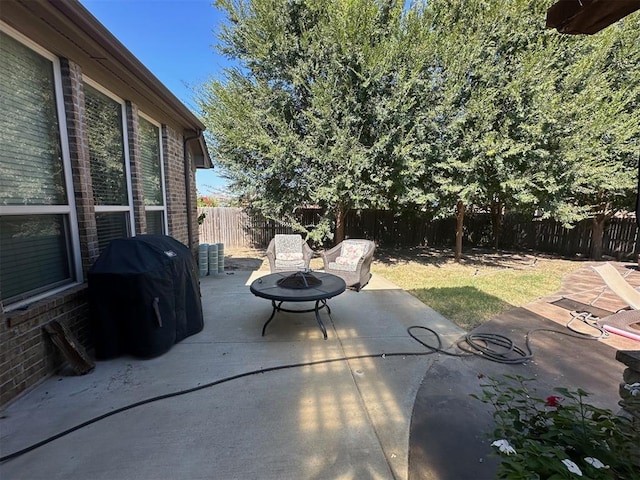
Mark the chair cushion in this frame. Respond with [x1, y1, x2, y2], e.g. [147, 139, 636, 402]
[277, 252, 303, 261]
[275, 234, 302, 255]
[337, 241, 368, 268]
[335, 255, 358, 269]
[328, 261, 357, 272]
[275, 259, 305, 269]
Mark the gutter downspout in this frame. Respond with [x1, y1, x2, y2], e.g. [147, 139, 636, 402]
[184, 130, 202, 253]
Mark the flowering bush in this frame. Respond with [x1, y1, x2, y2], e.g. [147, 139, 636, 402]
[197, 195, 218, 207]
[473, 374, 638, 479]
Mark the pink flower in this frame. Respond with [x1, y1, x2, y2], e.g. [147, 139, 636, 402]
[546, 395, 562, 407]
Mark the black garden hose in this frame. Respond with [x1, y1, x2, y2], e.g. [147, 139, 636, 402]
[0, 322, 604, 464]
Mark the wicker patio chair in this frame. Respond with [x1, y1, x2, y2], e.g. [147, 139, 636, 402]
[322, 239, 375, 291]
[265, 234, 313, 273]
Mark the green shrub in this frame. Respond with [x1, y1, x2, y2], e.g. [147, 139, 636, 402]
[472, 374, 638, 479]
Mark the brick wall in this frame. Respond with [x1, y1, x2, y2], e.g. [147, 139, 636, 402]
[162, 126, 201, 261]
[163, 126, 190, 247]
[188, 146, 199, 252]
[0, 286, 90, 406]
[1, 56, 200, 407]
[61, 58, 100, 276]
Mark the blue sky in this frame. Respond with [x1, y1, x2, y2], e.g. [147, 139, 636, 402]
[79, 0, 230, 194]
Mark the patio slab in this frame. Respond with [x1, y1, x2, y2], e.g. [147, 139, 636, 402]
[0, 270, 463, 480]
[2, 262, 634, 479]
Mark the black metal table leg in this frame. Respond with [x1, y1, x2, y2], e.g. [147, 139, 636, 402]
[314, 299, 328, 339]
[261, 300, 280, 336]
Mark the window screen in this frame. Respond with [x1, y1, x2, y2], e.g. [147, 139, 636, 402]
[84, 82, 132, 251]
[139, 117, 163, 206]
[0, 216, 72, 303]
[146, 211, 164, 235]
[95, 212, 130, 252]
[0, 31, 75, 304]
[84, 83, 128, 206]
[0, 32, 66, 205]
[139, 116, 166, 235]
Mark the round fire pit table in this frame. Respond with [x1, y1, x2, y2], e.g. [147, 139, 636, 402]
[250, 271, 347, 339]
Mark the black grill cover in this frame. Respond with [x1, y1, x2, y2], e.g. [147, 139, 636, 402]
[88, 235, 203, 359]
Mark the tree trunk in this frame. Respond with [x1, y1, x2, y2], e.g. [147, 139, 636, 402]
[334, 203, 347, 245]
[491, 199, 503, 250]
[455, 200, 465, 262]
[590, 214, 606, 260]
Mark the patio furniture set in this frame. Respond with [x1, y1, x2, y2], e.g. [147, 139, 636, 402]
[251, 234, 376, 339]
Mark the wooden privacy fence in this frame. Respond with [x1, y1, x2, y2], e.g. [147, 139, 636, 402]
[197, 207, 250, 248]
[502, 216, 638, 259]
[198, 207, 639, 259]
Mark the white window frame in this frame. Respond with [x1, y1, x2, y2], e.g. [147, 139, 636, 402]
[139, 112, 169, 234]
[82, 77, 136, 238]
[0, 22, 82, 311]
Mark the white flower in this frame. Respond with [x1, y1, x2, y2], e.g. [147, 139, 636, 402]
[491, 439, 516, 455]
[584, 457, 609, 469]
[561, 459, 583, 476]
[623, 382, 640, 397]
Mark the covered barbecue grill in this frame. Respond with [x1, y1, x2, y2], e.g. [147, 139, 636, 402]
[88, 235, 204, 359]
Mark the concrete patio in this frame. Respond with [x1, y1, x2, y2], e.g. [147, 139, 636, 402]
[1, 260, 638, 479]
[0, 270, 465, 480]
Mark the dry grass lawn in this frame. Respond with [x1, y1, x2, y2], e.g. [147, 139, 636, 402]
[372, 247, 582, 330]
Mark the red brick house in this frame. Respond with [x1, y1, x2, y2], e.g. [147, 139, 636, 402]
[0, 0, 212, 406]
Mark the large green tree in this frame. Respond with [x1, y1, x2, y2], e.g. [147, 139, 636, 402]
[201, 0, 411, 244]
[419, 0, 639, 260]
[547, 16, 640, 259]
[201, 0, 639, 256]
[426, 0, 573, 259]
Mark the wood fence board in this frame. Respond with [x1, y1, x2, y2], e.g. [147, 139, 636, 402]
[198, 207, 638, 259]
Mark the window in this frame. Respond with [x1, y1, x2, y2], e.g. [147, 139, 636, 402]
[0, 216, 72, 301]
[0, 28, 80, 306]
[145, 210, 165, 235]
[94, 212, 129, 252]
[139, 115, 167, 235]
[83, 81, 134, 249]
